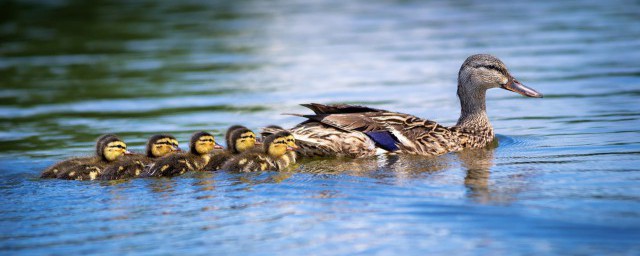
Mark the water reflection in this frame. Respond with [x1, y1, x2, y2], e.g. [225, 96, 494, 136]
[231, 171, 295, 186]
[458, 148, 494, 203]
[293, 147, 502, 202]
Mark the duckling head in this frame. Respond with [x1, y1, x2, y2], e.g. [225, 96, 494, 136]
[190, 131, 222, 155]
[96, 134, 129, 162]
[284, 133, 298, 151]
[225, 125, 247, 149]
[263, 131, 297, 158]
[229, 128, 258, 154]
[147, 134, 180, 158]
[458, 54, 542, 100]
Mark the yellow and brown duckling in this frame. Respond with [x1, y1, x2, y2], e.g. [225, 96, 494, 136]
[261, 125, 297, 165]
[41, 134, 130, 180]
[203, 126, 259, 171]
[144, 131, 222, 177]
[100, 134, 180, 180]
[221, 131, 298, 172]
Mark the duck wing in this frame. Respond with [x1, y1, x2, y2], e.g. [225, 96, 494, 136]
[301, 103, 385, 114]
[295, 104, 459, 155]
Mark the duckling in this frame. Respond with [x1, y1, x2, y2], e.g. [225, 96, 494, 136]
[261, 125, 297, 164]
[203, 126, 259, 171]
[222, 131, 298, 172]
[144, 131, 222, 177]
[99, 134, 180, 180]
[281, 54, 543, 158]
[41, 134, 130, 180]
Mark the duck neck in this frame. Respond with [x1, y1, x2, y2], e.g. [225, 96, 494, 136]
[455, 87, 492, 131]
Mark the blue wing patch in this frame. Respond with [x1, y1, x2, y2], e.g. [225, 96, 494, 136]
[365, 131, 400, 152]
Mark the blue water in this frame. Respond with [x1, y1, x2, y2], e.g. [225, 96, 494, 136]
[1, 0, 640, 254]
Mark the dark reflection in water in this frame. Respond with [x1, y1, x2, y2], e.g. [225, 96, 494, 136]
[459, 147, 495, 203]
[2, 0, 640, 255]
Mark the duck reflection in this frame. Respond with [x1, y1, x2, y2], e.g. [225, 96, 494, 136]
[457, 147, 494, 203]
[228, 170, 295, 186]
[295, 141, 502, 203]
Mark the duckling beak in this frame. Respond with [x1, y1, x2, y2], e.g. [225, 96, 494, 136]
[254, 141, 263, 145]
[502, 78, 543, 98]
[174, 147, 183, 152]
[214, 143, 224, 149]
[124, 150, 133, 155]
[286, 145, 299, 151]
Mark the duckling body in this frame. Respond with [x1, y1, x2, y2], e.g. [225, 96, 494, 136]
[203, 126, 259, 171]
[222, 131, 297, 172]
[281, 54, 543, 158]
[41, 156, 99, 179]
[99, 155, 146, 180]
[221, 152, 275, 173]
[41, 134, 129, 180]
[144, 132, 220, 177]
[100, 135, 180, 180]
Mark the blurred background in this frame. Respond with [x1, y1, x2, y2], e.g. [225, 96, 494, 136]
[1, 0, 639, 255]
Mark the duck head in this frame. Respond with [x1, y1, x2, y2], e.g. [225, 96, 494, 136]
[96, 134, 130, 162]
[263, 131, 298, 158]
[147, 134, 180, 158]
[190, 131, 222, 155]
[458, 54, 542, 99]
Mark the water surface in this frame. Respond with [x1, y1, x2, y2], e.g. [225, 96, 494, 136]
[1, 0, 640, 254]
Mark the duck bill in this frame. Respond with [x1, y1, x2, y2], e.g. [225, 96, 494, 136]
[124, 150, 133, 155]
[173, 147, 183, 152]
[286, 145, 299, 151]
[501, 78, 543, 98]
[214, 143, 224, 149]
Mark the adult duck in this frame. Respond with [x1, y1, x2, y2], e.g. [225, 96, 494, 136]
[282, 54, 543, 158]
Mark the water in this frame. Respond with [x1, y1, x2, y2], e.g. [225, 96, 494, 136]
[2, 0, 640, 254]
